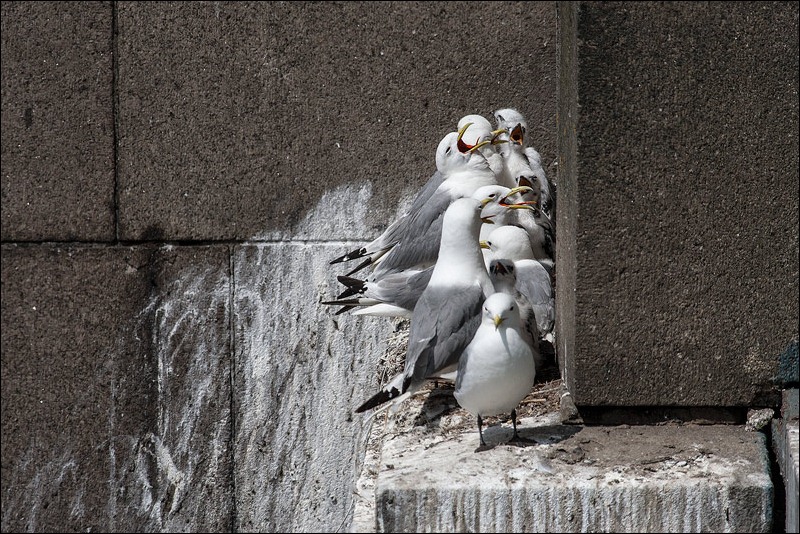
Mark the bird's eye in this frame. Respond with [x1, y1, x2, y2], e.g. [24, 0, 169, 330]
[445, 146, 452, 154]
[489, 193, 497, 198]
[510, 305, 515, 311]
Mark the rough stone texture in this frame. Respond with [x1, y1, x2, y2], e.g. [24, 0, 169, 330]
[360, 398, 773, 533]
[0, 245, 233, 532]
[0, 2, 115, 242]
[115, 1, 557, 241]
[772, 388, 799, 534]
[6, 1, 797, 532]
[557, 2, 799, 408]
[232, 241, 396, 532]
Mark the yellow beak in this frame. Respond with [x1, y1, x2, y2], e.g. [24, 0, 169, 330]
[493, 315, 504, 329]
[479, 240, 490, 249]
[467, 139, 491, 153]
[505, 203, 536, 211]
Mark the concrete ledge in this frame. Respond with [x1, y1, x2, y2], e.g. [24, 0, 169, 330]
[355, 390, 773, 533]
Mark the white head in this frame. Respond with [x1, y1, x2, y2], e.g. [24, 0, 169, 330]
[483, 224, 535, 261]
[471, 185, 512, 224]
[458, 114, 493, 131]
[493, 108, 528, 146]
[434, 127, 492, 177]
[481, 292, 521, 330]
[456, 114, 506, 176]
[506, 170, 541, 205]
[442, 197, 483, 235]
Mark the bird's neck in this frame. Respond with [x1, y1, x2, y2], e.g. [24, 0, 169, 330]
[430, 227, 490, 289]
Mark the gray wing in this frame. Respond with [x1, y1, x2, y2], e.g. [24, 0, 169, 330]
[377, 171, 445, 251]
[407, 170, 444, 214]
[331, 170, 445, 269]
[367, 266, 433, 311]
[454, 334, 474, 392]
[371, 187, 452, 277]
[515, 259, 555, 335]
[404, 284, 484, 385]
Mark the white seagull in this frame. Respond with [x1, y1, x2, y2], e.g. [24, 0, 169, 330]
[493, 107, 556, 224]
[322, 185, 530, 317]
[487, 258, 544, 370]
[492, 191, 555, 277]
[355, 197, 494, 413]
[482, 225, 555, 340]
[329, 117, 496, 276]
[454, 292, 537, 451]
[457, 114, 508, 183]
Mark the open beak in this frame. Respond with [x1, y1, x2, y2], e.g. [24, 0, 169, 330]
[457, 122, 493, 154]
[510, 124, 524, 145]
[490, 128, 508, 145]
[503, 203, 536, 211]
[457, 122, 473, 153]
[480, 216, 495, 225]
[500, 185, 533, 204]
[517, 176, 534, 189]
[467, 139, 491, 153]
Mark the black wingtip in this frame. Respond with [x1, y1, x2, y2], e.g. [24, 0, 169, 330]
[355, 387, 399, 413]
[335, 275, 366, 299]
[355, 376, 413, 413]
[330, 246, 367, 265]
[321, 298, 359, 307]
[345, 256, 375, 276]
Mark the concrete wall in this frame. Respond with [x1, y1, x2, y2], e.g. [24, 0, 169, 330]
[3, 1, 797, 532]
[557, 1, 799, 410]
[1, 1, 557, 531]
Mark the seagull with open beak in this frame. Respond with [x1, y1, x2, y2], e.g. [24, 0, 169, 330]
[328, 119, 495, 278]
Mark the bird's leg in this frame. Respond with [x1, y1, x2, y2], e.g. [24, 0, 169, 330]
[512, 408, 520, 439]
[474, 414, 495, 453]
[508, 408, 537, 446]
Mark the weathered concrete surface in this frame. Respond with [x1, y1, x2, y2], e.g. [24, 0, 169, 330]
[557, 2, 799, 408]
[773, 388, 799, 533]
[115, 1, 557, 241]
[232, 241, 396, 532]
[0, 2, 115, 242]
[0, 245, 233, 532]
[360, 399, 772, 533]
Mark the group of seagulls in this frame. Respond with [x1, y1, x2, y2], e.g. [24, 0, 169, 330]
[322, 108, 556, 451]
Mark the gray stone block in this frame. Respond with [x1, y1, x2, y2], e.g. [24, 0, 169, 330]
[115, 1, 557, 241]
[369, 412, 773, 533]
[0, 2, 115, 242]
[0, 244, 233, 532]
[231, 242, 397, 532]
[557, 2, 799, 408]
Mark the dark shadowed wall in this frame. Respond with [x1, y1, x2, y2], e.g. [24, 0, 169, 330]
[1, 2, 557, 531]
